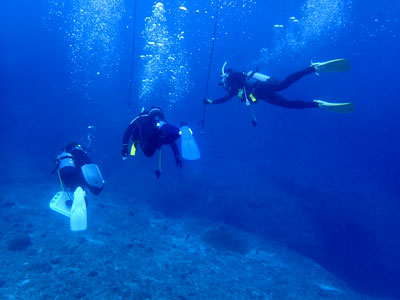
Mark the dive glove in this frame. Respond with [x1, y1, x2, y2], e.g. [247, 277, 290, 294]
[202, 98, 213, 105]
[121, 146, 129, 158]
[175, 156, 183, 168]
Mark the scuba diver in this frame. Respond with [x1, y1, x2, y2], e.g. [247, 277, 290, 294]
[50, 142, 104, 231]
[122, 107, 201, 178]
[203, 59, 354, 126]
[122, 107, 181, 178]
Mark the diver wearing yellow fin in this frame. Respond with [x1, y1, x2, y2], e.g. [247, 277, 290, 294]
[203, 59, 354, 125]
[121, 107, 183, 178]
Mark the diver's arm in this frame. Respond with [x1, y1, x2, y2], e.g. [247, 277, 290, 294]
[122, 118, 139, 146]
[212, 93, 234, 104]
[170, 141, 180, 159]
[170, 141, 182, 168]
[122, 118, 139, 158]
[122, 124, 134, 147]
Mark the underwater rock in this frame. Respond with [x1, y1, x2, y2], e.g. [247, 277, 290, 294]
[28, 262, 52, 273]
[50, 257, 62, 265]
[203, 228, 249, 254]
[1, 202, 15, 209]
[110, 286, 133, 299]
[87, 271, 98, 277]
[73, 292, 86, 299]
[130, 289, 152, 300]
[7, 235, 32, 251]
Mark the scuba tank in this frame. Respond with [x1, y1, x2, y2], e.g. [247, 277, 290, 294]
[57, 152, 76, 177]
[245, 71, 270, 88]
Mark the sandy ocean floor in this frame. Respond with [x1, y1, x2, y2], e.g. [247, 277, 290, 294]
[0, 177, 394, 300]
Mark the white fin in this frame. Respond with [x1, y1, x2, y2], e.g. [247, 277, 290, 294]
[70, 187, 87, 231]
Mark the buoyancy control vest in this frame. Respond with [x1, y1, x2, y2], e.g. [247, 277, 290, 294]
[236, 70, 271, 103]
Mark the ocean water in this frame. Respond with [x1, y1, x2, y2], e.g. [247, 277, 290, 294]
[1, 0, 400, 299]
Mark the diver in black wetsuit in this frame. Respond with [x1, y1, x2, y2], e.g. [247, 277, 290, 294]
[51, 142, 104, 231]
[53, 142, 104, 195]
[203, 60, 354, 124]
[121, 107, 182, 177]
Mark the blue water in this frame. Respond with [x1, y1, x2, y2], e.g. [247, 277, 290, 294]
[1, 0, 400, 298]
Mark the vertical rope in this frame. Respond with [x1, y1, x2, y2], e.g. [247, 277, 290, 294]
[127, 0, 138, 111]
[200, 0, 221, 131]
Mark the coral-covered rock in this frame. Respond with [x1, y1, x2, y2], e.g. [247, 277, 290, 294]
[7, 235, 32, 251]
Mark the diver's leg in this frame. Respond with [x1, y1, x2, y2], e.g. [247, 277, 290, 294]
[261, 66, 315, 92]
[159, 124, 180, 144]
[142, 142, 156, 157]
[263, 93, 318, 109]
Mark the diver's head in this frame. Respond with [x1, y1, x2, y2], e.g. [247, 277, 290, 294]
[63, 142, 82, 152]
[149, 106, 164, 122]
[219, 74, 228, 87]
[218, 61, 232, 88]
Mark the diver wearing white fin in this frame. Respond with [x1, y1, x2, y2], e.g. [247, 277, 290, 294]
[50, 142, 104, 231]
[122, 107, 183, 178]
[203, 59, 354, 125]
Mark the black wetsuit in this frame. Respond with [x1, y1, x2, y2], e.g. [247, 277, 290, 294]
[122, 113, 181, 159]
[214, 66, 318, 109]
[68, 146, 92, 167]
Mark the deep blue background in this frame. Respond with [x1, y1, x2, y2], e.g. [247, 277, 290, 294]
[1, 0, 400, 298]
